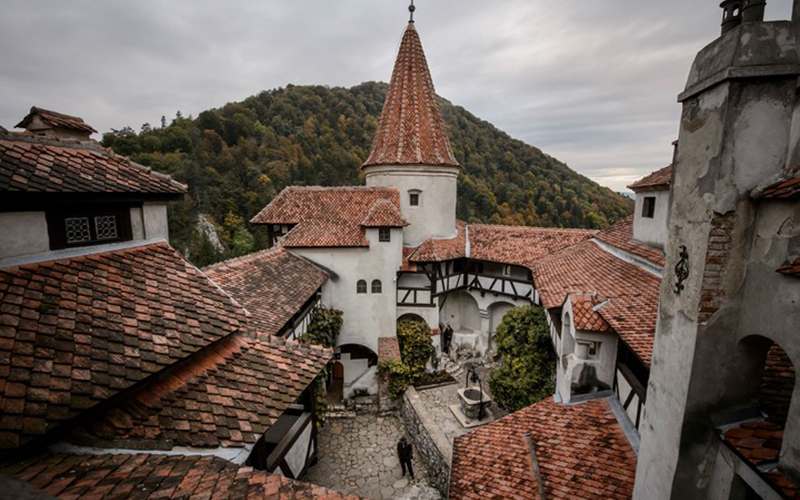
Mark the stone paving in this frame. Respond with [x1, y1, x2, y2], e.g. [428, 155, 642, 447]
[304, 414, 432, 500]
[415, 366, 508, 445]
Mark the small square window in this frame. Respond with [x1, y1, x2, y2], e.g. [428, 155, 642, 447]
[642, 197, 656, 219]
[379, 227, 391, 242]
[409, 193, 420, 206]
[94, 215, 118, 240]
[65, 217, 91, 244]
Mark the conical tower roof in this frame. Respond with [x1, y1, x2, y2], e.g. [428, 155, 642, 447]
[362, 23, 460, 169]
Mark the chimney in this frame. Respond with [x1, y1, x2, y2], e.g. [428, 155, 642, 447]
[15, 107, 97, 142]
[720, 0, 743, 34]
[741, 0, 767, 23]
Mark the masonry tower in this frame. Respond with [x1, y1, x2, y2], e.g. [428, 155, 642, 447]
[362, 4, 461, 247]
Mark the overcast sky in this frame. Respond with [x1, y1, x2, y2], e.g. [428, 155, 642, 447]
[0, 1, 794, 192]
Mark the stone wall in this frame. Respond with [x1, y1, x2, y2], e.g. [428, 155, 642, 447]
[399, 387, 451, 497]
[378, 337, 402, 412]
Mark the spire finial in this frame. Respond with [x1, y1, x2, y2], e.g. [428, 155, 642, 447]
[409, 0, 416, 23]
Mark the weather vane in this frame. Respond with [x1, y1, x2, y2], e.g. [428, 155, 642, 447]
[409, 0, 416, 23]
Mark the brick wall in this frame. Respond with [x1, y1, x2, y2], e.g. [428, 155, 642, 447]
[698, 213, 736, 323]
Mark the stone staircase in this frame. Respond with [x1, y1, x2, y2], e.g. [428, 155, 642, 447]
[324, 395, 379, 419]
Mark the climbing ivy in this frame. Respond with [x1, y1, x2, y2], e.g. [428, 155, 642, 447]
[299, 306, 343, 349]
[378, 319, 435, 399]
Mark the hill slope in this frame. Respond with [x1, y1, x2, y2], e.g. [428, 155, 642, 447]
[102, 82, 633, 266]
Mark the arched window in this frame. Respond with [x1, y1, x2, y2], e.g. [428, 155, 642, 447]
[371, 280, 382, 294]
[356, 280, 367, 294]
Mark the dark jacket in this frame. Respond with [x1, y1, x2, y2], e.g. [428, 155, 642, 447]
[397, 440, 413, 460]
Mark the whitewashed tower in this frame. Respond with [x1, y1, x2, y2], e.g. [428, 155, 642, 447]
[362, 3, 461, 247]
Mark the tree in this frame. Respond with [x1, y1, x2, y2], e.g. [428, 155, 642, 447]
[489, 306, 556, 412]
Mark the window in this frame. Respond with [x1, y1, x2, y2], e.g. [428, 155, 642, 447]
[371, 280, 382, 294]
[503, 265, 512, 277]
[642, 197, 656, 219]
[409, 191, 420, 206]
[379, 227, 391, 242]
[49, 206, 132, 250]
[357, 280, 367, 294]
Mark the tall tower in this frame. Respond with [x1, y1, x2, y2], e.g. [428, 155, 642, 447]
[362, 5, 461, 247]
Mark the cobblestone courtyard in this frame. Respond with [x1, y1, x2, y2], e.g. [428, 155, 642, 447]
[304, 414, 432, 500]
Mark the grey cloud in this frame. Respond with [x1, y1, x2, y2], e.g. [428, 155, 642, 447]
[0, 0, 795, 191]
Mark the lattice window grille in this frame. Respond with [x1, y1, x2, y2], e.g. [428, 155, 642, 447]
[94, 215, 118, 240]
[65, 217, 91, 244]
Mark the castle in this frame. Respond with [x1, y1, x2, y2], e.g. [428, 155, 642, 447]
[0, 1, 797, 499]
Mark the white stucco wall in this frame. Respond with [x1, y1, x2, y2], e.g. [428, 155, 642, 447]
[632, 189, 670, 249]
[142, 202, 169, 241]
[284, 423, 312, 478]
[130, 207, 145, 240]
[291, 227, 403, 354]
[364, 164, 459, 247]
[0, 212, 49, 259]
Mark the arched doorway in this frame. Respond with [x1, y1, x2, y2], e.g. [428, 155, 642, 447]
[487, 302, 515, 355]
[327, 361, 344, 404]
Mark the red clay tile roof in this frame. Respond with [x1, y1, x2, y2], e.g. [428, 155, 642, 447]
[360, 199, 408, 227]
[16, 107, 98, 134]
[533, 240, 660, 365]
[400, 247, 419, 272]
[594, 216, 666, 267]
[250, 187, 401, 247]
[568, 294, 611, 333]
[362, 23, 459, 169]
[753, 166, 800, 200]
[3, 452, 363, 500]
[408, 220, 467, 262]
[468, 224, 596, 268]
[722, 421, 798, 499]
[204, 248, 327, 336]
[0, 135, 186, 195]
[627, 165, 672, 191]
[0, 242, 247, 449]
[777, 259, 800, 277]
[450, 397, 637, 500]
[73, 332, 330, 449]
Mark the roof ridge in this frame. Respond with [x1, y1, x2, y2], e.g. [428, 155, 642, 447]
[469, 223, 599, 233]
[202, 247, 286, 273]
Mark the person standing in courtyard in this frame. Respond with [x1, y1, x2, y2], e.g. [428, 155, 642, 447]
[443, 323, 453, 356]
[397, 436, 414, 479]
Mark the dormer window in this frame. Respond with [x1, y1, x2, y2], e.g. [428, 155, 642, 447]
[409, 190, 421, 207]
[642, 197, 656, 219]
[47, 205, 132, 250]
[379, 227, 391, 242]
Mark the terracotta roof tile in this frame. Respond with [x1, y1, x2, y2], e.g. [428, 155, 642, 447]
[722, 420, 798, 499]
[568, 294, 612, 333]
[360, 200, 408, 227]
[250, 187, 401, 247]
[16, 107, 97, 134]
[409, 220, 467, 262]
[0, 135, 186, 195]
[3, 452, 363, 500]
[0, 243, 247, 449]
[362, 23, 459, 168]
[204, 248, 328, 335]
[73, 332, 331, 449]
[594, 216, 665, 267]
[627, 165, 672, 191]
[753, 166, 800, 200]
[777, 258, 800, 277]
[450, 397, 637, 500]
[468, 224, 596, 268]
[532, 240, 660, 365]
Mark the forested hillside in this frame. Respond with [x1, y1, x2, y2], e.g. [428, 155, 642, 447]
[101, 82, 633, 266]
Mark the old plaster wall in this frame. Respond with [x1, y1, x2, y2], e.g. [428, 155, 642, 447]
[634, 20, 800, 500]
[0, 212, 49, 259]
[292, 227, 403, 355]
[142, 202, 169, 241]
[365, 165, 460, 247]
[633, 189, 670, 248]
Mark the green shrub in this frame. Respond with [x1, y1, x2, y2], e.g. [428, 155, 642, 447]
[378, 359, 410, 400]
[299, 306, 343, 349]
[488, 306, 556, 412]
[396, 319, 435, 385]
